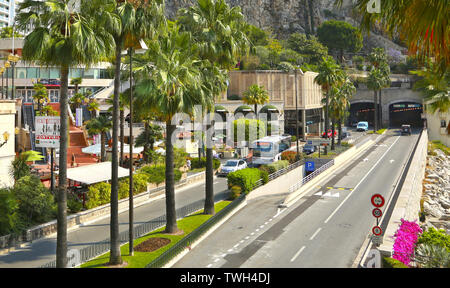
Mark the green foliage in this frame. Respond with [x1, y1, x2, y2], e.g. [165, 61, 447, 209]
[245, 24, 270, 46]
[13, 175, 56, 225]
[0, 27, 23, 39]
[173, 147, 188, 169]
[382, 257, 409, 268]
[227, 168, 265, 194]
[317, 20, 363, 60]
[0, 188, 19, 236]
[139, 165, 182, 185]
[67, 194, 83, 214]
[277, 61, 295, 72]
[416, 227, 450, 252]
[190, 157, 221, 170]
[261, 160, 289, 174]
[230, 185, 242, 200]
[86, 182, 111, 210]
[118, 173, 150, 199]
[415, 243, 450, 268]
[286, 33, 328, 65]
[232, 119, 266, 142]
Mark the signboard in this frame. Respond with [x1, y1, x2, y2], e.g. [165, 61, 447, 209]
[35, 116, 60, 148]
[371, 194, 385, 208]
[372, 226, 382, 236]
[372, 208, 383, 218]
[305, 161, 315, 172]
[76, 108, 83, 127]
[371, 235, 383, 245]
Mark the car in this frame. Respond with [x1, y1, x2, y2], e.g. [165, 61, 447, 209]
[218, 159, 247, 176]
[321, 129, 337, 138]
[302, 144, 316, 155]
[401, 124, 412, 135]
[340, 130, 351, 140]
[356, 121, 369, 132]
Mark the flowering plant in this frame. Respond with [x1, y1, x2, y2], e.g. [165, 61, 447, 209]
[392, 219, 423, 266]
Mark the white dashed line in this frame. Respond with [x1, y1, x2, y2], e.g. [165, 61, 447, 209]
[290, 246, 306, 262]
[309, 227, 322, 241]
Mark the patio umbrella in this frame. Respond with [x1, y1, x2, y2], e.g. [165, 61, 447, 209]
[81, 143, 102, 154]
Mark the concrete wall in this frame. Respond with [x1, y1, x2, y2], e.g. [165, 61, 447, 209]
[425, 111, 450, 147]
[0, 100, 15, 188]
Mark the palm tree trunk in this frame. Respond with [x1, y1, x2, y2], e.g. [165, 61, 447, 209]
[56, 65, 69, 268]
[324, 92, 329, 155]
[101, 132, 106, 162]
[331, 118, 336, 151]
[120, 109, 124, 166]
[373, 90, 378, 132]
[165, 120, 179, 233]
[337, 118, 342, 146]
[143, 121, 149, 163]
[109, 42, 122, 265]
[378, 90, 382, 128]
[204, 112, 215, 215]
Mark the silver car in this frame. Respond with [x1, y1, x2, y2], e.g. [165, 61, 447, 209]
[219, 159, 247, 176]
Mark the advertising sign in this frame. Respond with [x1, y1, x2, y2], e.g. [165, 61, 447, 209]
[35, 116, 60, 148]
[76, 108, 83, 127]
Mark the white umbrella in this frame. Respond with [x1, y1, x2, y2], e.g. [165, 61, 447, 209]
[115, 142, 144, 154]
[155, 148, 166, 155]
[81, 143, 102, 154]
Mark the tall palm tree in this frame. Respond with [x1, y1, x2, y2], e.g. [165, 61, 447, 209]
[86, 98, 100, 119]
[178, 0, 250, 215]
[242, 84, 270, 118]
[368, 48, 390, 128]
[135, 122, 163, 163]
[91, 0, 165, 263]
[343, 0, 450, 72]
[367, 68, 385, 131]
[70, 77, 82, 94]
[314, 56, 343, 154]
[135, 25, 206, 233]
[86, 115, 113, 162]
[107, 92, 129, 166]
[32, 83, 49, 114]
[412, 65, 450, 114]
[336, 76, 355, 145]
[16, 0, 114, 268]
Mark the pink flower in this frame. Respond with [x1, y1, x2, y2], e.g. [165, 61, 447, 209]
[392, 219, 422, 266]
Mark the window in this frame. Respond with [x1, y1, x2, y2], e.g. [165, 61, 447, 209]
[40, 68, 50, 79]
[83, 68, 99, 79]
[27, 67, 39, 79]
[49, 68, 60, 79]
[16, 68, 27, 79]
[69, 68, 83, 79]
[441, 120, 446, 128]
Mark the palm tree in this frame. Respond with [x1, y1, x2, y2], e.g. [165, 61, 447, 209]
[16, 0, 114, 268]
[70, 77, 82, 95]
[412, 65, 450, 114]
[86, 98, 100, 119]
[314, 56, 343, 154]
[135, 25, 206, 233]
[86, 115, 113, 162]
[91, 0, 165, 263]
[32, 83, 49, 114]
[335, 76, 355, 145]
[368, 48, 390, 128]
[367, 68, 385, 132]
[69, 92, 87, 112]
[242, 84, 270, 118]
[345, 0, 449, 71]
[178, 0, 250, 215]
[135, 122, 163, 163]
[106, 92, 129, 166]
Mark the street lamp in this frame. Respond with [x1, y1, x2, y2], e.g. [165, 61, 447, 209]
[0, 131, 9, 148]
[8, 54, 20, 100]
[4, 61, 10, 99]
[125, 38, 148, 256]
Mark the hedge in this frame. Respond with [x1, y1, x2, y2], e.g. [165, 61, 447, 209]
[260, 160, 289, 174]
[190, 157, 221, 170]
[227, 168, 268, 194]
[281, 150, 297, 164]
[86, 182, 111, 210]
[139, 165, 182, 185]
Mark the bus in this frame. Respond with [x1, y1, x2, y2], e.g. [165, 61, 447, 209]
[250, 135, 292, 165]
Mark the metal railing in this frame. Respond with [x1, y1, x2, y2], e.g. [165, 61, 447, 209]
[268, 159, 304, 182]
[145, 194, 246, 268]
[40, 198, 207, 268]
[288, 159, 334, 193]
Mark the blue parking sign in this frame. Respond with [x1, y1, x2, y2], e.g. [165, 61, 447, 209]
[306, 161, 315, 172]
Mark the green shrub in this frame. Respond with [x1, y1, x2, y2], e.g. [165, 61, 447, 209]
[139, 165, 182, 185]
[227, 168, 266, 194]
[230, 185, 242, 200]
[13, 175, 56, 225]
[260, 169, 269, 184]
[191, 157, 220, 170]
[382, 257, 409, 268]
[86, 182, 111, 210]
[416, 227, 450, 252]
[119, 173, 150, 199]
[67, 194, 83, 214]
[266, 160, 289, 174]
[0, 188, 19, 236]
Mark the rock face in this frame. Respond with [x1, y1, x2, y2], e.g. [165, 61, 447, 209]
[164, 0, 404, 53]
[421, 149, 450, 233]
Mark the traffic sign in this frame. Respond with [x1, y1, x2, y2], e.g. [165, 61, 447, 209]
[371, 194, 385, 208]
[372, 208, 382, 218]
[307, 138, 331, 146]
[372, 226, 382, 236]
[305, 161, 315, 172]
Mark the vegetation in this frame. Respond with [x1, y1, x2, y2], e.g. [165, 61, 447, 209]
[190, 157, 221, 170]
[232, 119, 266, 143]
[227, 168, 268, 194]
[428, 140, 450, 156]
[259, 160, 289, 175]
[242, 84, 270, 117]
[86, 115, 113, 162]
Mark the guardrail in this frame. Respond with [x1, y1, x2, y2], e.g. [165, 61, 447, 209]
[288, 159, 334, 193]
[251, 159, 304, 191]
[145, 194, 246, 268]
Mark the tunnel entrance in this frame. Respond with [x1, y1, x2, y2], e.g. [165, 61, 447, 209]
[348, 102, 378, 127]
[389, 102, 423, 127]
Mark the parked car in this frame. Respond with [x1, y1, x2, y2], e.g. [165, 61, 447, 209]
[302, 144, 316, 155]
[321, 129, 337, 138]
[401, 124, 412, 135]
[218, 159, 247, 176]
[356, 121, 369, 132]
[340, 130, 351, 140]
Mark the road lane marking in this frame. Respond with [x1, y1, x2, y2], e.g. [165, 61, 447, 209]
[290, 246, 306, 262]
[324, 136, 401, 224]
[309, 227, 322, 241]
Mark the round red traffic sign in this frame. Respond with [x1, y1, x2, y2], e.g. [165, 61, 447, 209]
[371, 194, 385, 207]
[372, 208, 383, 218]
[372, 226, 382, 236]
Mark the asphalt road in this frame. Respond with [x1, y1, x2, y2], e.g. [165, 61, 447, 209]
[172, 129, 419, 268]
[0, 175, 228, 268]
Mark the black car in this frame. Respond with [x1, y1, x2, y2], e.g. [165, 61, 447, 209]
[302, 144, 316, 155]
[401, 125, 412, 135]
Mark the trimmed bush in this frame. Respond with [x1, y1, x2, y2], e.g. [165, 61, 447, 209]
[191, 157, 221, 170]
[139, 165, 182, 185]
[266, 160, 289, 174]
[227, 168, 266, 194]
[86, 182, 111, 210]
[119, 173, 150, 199]
[281, 150, 297, 164]
[67, 194, 83, 214]
[230, 185, 242, 200]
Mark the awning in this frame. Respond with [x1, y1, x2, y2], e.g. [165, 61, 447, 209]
[82, 143, 102, 154]
[56, 161, 130, 185]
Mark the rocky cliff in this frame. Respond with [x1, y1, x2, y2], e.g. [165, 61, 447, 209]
[165, 0, 405, 54]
